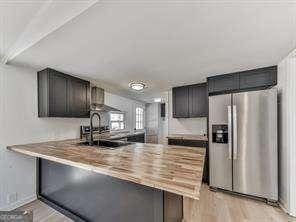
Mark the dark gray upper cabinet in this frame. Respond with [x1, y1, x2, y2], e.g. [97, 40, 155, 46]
[48, 70, 68, 117]
[172, 83, 207, 118]
[189, 83, 208, 117]
[208, 73, 239, 94]
[68, 77, 90, 117]
[38, 68, 90, 118]
[239, 66, 277, 89]
[207, 66, 277, 95]
[172, 86, 189, 118]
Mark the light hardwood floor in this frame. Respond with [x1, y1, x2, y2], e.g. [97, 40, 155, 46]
[18, 200, 72, 222]
[18, 184, 295, 222]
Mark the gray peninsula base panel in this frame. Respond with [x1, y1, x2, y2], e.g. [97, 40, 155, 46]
[39, 159, 164, 222]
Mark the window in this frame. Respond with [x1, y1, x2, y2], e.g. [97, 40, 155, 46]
[135, 107, 144, 130]
[110, 112, 125, 130]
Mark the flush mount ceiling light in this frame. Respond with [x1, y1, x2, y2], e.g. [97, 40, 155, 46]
[129, 82, 146, 91]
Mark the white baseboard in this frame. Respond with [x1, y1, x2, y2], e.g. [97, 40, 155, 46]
[0, 195, 37, 211]
[279, 200, 288, 214]
[279, 198, 296, 218]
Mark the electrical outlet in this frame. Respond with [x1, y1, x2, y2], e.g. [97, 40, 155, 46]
[7, 192, 18, 204]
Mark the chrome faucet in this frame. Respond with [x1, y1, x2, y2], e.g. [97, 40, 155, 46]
[89, 112, 101, 146]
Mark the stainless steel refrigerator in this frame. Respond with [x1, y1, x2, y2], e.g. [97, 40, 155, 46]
[209, 88, 278, 202]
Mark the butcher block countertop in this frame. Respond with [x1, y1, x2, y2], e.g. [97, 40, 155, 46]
[86, 131, 145, 140]
[7, 139, 205, 200]
[167, 134, 208, 141]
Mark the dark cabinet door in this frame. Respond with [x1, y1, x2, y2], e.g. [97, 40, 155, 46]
[207, 66, 277, 95]
[239, 66, 277, 89]
[160, 103, 165, 118]
[40, 159, 163, 222]
[167, 139, 184, 146]
[208, 73, 239, 94]
[168, 138, 207, 147]
[38, 68, 90, 118]
[127, 133, 145, 143]
[68, 78, 90, 118]
[48, 70, 68, 117]
[172, 86, 189, 118]
[189, 83, 207, 117]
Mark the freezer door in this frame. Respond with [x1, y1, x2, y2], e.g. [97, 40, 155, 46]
[209, 94, 232, 191]
[232, 89, 278, 200]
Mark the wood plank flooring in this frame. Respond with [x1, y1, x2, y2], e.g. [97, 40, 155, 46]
[18, 184, 295, 222]
[198, 185, 295, 222]
[18, 200, 72, 222]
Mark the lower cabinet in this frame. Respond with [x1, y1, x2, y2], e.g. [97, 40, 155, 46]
[39, 159, 183, 222]
[39, 159, 163, 222]
[127, 133, 145, 143]
[168, 139, 207, 147]
[168, 138, 209, 183]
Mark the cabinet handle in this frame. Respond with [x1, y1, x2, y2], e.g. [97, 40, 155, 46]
[228, 105, 232, 159]
[233, 105, 238, 160]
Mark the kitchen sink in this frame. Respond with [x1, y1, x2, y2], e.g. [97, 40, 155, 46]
[79, 139, 133, 148]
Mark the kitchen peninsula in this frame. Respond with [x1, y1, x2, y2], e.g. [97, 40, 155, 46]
[8, 139, 205, 222]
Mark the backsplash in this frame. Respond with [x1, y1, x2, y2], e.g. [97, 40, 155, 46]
[168, 117, 207, 135]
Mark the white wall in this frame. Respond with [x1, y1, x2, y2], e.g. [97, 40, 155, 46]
[158, 105, 168, 145]
[0, 64, 144, 210]
[105, 92, 145, 132]
[145, 103, 160, 143]
[277, 50, 296, 217]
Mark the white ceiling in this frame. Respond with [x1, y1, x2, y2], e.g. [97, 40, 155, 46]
[0, 2, 42, 59]
[2, 1, 296, 102]
[0, 0, 97, 63]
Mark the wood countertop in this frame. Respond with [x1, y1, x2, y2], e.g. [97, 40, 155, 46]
[7, 139, 205, 200]
[167, 134, 208, 141]
[85, 131, 145, 140]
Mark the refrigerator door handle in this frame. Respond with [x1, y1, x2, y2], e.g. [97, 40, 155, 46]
[227, 105, 232, 159]
[233, 105, 238, 160]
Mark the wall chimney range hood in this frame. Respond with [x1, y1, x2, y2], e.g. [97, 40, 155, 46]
[90, 87, 121, 112]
